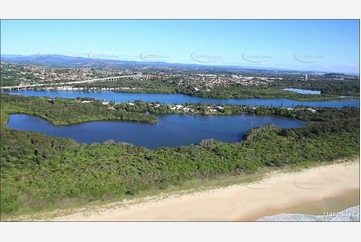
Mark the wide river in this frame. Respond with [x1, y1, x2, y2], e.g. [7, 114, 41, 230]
[8, 113, 307, 150]
[7, 90, 360, 108]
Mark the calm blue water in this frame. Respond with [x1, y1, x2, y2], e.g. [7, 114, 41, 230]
[7, 114, 307, 150]
[5, 90, 360, 108]
[283, 88, 321, 95]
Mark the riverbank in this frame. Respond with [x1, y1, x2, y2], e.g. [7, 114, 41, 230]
[10, 159, 358, 222]
[8, 87, 358, 102]
[2, 90, 360, 106]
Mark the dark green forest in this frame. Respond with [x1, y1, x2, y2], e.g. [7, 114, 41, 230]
[0, 95, 158, 125]
[0, 94, 359, 216]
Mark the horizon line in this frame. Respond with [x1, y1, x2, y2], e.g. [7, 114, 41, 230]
[1, 53, 359, 76]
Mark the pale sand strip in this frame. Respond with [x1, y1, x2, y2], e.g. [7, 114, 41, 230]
[52, 161, 360, 221]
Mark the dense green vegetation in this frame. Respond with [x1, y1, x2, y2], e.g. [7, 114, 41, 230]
[176, 80, 360, 100]
[67, 78, 360, 101]
[269, 79, 360, 96]
[1, 69, 24, 86]
[0, 94, 359, 216]
[0, 95, 158, 125]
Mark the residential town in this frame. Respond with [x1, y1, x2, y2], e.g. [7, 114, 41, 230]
[1, 62, 284, 91]
[1, 62, 282, 90]
[0, 62, 130, 86]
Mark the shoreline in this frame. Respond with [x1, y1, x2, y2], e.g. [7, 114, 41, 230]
[36, 160, 359, 222]
[239, 188, 360, 221]
[2, 89, 358, 102]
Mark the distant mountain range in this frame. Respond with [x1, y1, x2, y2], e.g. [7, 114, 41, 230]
[1, 54, 143, 66]
[1, 54, 356, 76]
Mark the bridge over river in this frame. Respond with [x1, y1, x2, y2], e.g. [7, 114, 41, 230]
[1, 74, 139, 92]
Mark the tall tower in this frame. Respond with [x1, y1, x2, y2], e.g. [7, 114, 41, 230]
[304, 74, 308, 82]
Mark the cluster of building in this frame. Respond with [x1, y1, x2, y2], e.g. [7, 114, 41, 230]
[134, 72, 283, 92]
[1, 62, 126, 86]
[2, 62, 287, 92]
[178, 74, 282, 89]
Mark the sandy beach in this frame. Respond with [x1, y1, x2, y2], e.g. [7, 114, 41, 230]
[50, 161, 359, 221]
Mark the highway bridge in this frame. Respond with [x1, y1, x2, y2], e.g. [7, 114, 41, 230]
[1, 75, 139, 92]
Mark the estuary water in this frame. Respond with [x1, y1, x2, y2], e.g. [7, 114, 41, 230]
[6, 90, 360, 108]
[7, 113, 307, 149]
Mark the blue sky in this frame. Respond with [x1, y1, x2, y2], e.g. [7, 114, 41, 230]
[1, 20, 359, 74]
